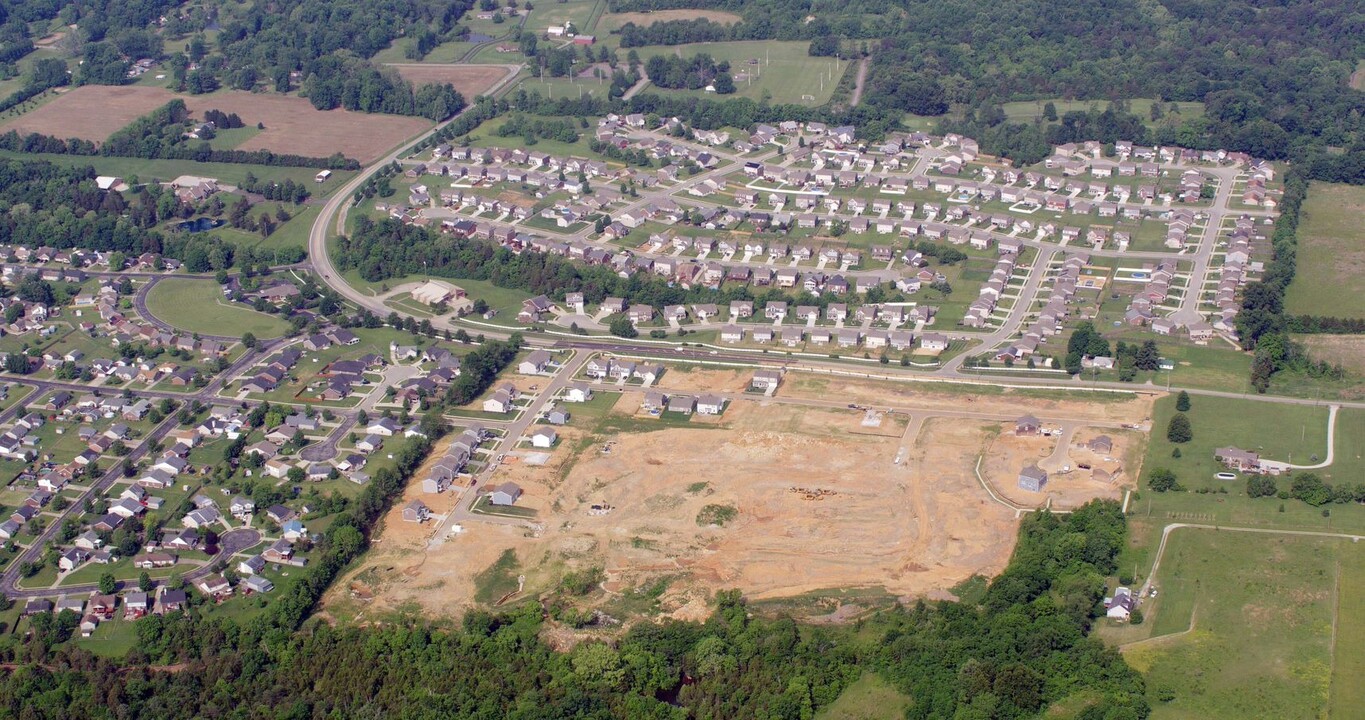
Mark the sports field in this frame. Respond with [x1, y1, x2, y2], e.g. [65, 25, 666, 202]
[628, 41, 847, 105]
[1284, 182, 1365, 319]
[144, 278, 291, 339]
[1122, 529, 1364, 720]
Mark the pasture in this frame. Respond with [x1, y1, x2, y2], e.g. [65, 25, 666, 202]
[0, 85, 176, 141]
[182, 92, 431, 164]
[143, 278, 292, 339]
[1001, 98, 1206, 128]
[1120, 530, 1356, 720]
[597, 9, 742, 33]
[1284, 182, 1365, 319]
[383, 64, 513, 99]
[628, 40, 847, 105]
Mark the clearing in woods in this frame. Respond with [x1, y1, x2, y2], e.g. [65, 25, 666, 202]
[0, 85, 432, 164]
[325, 377, 1151, 624]
[1120, 530, 1353, 720]
[1284, 182, 1365, 319]
[598, 9, 743, 32]
[383, 64, 512, 99]
[629, 40, 848, 105]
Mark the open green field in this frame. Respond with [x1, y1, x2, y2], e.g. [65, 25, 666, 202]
[1284, 182, 1365, 319]
[144, 278, 292, 338]
[1330, 544, 1365, 718]
[627, 41, 847, 105]
[1121, 529, 1355, 720]
[814, 673, 911, 720]
[1142, 394, 1338, 490]
[206, 126, 262, 150]
[597, 9, 742, 34]
[210, 203, 318, 254]
[0, 150, 355, 197]
[1002, 98, 1206, 128]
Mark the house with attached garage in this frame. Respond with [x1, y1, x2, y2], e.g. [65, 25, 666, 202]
[1105, 587, 1136, 620]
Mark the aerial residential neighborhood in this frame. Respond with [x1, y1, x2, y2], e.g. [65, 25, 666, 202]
[0, 0, 1356, 715]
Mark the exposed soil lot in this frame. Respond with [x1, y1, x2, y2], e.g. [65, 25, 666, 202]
[0, 86, 432, 164]
[384, 64, 510, 98]
[328, 382, 1152, 623]
[0, 85, 175, 142]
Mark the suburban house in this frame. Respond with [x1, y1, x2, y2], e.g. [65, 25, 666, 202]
[1017, 465, 1049, 492]
[751, 370, 782, 391]
[403, 500, 431, 523]
[1214, 447, 1261, 472]
[488, 482, 523, 506]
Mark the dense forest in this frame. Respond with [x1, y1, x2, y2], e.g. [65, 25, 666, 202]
[0, 501, 1146, 719]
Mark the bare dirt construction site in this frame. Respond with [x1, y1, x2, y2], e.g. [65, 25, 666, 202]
[325, 376, 1154, 624]
[384, 64, 512, 99]
[0, 85, 175, 141]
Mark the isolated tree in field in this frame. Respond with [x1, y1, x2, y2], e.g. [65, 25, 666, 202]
[241, 332, 257, 349]
[1175, 390, 1191, 411]
[1148, 468, 1180, 492]
[1043, 101, 1058, 121]
[1166, 412, 1192, 443]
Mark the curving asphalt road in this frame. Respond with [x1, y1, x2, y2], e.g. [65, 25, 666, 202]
[299, 415, 355, 463]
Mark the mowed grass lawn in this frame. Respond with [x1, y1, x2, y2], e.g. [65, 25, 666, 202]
[629, 41, 848, 105]
[1122, 530, 1350, 720]
[1001, 98, 1207, 127]
[144, 278, 292, 338]
[1143, 394, 1334, 490]
[1284, 182, 1365, 318]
